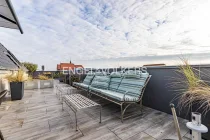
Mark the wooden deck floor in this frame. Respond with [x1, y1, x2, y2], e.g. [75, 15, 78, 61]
[0, 88, 191, 140]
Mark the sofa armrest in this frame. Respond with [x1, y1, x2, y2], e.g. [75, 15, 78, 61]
[123, 91, 128, 102]
[0, 90, 7, 105]
[0, 90, 7, 99]
[0, 130, 4, 140]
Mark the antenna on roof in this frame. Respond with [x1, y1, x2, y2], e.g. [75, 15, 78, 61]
[69, 57, 72, 64]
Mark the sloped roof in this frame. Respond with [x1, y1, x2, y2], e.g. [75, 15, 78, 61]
[0, 0, 23, 34]
[0, 43, 25, 70]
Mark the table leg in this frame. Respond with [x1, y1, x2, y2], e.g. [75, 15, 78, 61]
[55, 87, 57, 96]
[87, 90, 89, 98]
[75, 112, 78, 131]
[99, 105, 102, 123]
[62, 98, 64, 111]
[68, 89, 71, 95]
[60, 92, 62, 100]
[58, 91, 60, 100]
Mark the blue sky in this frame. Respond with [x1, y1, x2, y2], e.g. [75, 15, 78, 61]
[0, 0, 210, 70]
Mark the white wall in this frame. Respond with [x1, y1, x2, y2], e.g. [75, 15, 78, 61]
[0, 70, 10, 92]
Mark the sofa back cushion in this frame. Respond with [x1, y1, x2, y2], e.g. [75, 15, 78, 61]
[110, 72, 121, 78]
[108, 77, 122, 91]
[95, 71, 107, 76]
[123, 70, 141, 78]
[91, 76, 110, 89]
[83, 72, 95, 85]
[108, 72, 122, 91]
[117, 71, 149, 97]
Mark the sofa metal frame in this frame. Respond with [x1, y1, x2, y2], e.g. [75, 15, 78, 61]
[89, 75, 151, 122]
[74, 75, 151, 122]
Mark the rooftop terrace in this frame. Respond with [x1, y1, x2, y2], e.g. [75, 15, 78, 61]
[0, 87, 192, 140]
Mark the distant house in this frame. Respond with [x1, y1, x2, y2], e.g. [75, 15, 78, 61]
[57, 62, 84, 71]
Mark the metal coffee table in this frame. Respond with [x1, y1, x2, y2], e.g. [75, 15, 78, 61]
[62, 94, 102, 131]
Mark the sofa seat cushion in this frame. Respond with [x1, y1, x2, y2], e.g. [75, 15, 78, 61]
[74, 83, 89, 89]
[89, 86, 103, 93]
[73, 82, 81, 86]
[100, 90, 138, 102]
[80, 83, 89, 89]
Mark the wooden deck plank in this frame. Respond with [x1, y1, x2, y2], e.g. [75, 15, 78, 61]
[77, 128, 119, 140]
[111, 118, 154, 140]
[0, 87, 189, 140]
[144, 116, 189, 139]
[127, 132, 156, 140]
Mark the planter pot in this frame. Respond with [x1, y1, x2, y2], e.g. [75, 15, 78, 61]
[24, 80, 39, 90]
[10, 82, 24, 100]
[40, 80, 53, 89]
[58, 77, 65, 82]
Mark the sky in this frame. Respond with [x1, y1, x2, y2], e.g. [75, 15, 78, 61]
[1, 0, 210, 70]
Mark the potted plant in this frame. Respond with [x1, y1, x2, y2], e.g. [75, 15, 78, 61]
[70, 75, 79, 86]
[22, 62, 39, 90]
[52, 72, 64, 82]
[175, 59, 210, 139]
[6, 69, 27, 100]
[177, 59, 210, 114]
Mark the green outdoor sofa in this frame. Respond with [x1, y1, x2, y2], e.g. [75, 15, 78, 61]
[73, 70, 151, 122]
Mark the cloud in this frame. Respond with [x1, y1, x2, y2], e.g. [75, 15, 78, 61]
[0, 0, 210, 70]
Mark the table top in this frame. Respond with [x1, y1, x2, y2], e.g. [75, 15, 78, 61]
[186, 122, 208, 133]
[63, 94, 100, 110]
[56, 83, 77, 90]
[60, 86, 76, 90]
[56, 83, 71, 87]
